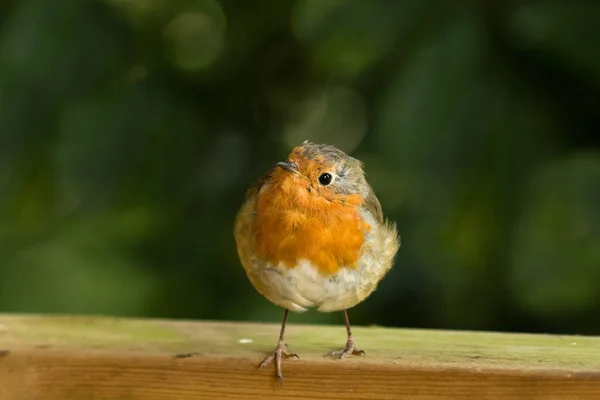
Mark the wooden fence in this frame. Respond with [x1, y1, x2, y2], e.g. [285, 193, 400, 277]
[1, 314, 599, 399]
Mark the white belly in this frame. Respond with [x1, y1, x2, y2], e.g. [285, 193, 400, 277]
[255, 259, 368, 312]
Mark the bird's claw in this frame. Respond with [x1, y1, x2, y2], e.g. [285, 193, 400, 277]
[327, 348, 366, 359]
[259, 341, 300, 386]
[327, 337, 366, 359]
[258, 350, 299, 369]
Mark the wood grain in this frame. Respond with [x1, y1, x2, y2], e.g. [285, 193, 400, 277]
[0, 314, 599, 399]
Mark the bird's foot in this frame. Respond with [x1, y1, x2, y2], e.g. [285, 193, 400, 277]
[259, 340, 300, 386]
[326, 336, 366, 359]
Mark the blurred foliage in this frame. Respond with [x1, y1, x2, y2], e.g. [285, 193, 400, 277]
[0, 0, 599, 335]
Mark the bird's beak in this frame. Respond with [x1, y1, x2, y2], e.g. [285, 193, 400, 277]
[276, 161, 300, 174]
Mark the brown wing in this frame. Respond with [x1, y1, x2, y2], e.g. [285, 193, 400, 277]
[363, 183, 384, 224]
[234, 168, 274, 265]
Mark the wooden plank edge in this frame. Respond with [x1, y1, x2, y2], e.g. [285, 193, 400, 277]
[2, 348, 600, 400]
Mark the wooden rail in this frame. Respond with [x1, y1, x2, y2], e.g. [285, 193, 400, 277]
[0, 314, 599, 399]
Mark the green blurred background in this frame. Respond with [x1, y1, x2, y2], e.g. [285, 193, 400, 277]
[0, 0, 599, 335]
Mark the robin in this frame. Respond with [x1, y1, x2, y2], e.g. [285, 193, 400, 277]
[234, 141, 400, 385]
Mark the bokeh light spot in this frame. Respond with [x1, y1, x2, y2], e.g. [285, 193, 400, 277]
[162, 5, 225, 71]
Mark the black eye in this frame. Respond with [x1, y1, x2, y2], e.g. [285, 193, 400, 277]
[318, 173, 332, 186]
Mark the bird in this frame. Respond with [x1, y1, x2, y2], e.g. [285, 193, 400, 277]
[234, 141, 400, 385]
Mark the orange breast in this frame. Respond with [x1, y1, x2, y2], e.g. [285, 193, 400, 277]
[253, 173, 370, 275]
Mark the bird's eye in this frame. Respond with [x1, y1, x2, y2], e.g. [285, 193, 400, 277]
[318, 173, 332, 186]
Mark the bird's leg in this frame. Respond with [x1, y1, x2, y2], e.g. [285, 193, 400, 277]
[327, 310, 366, 359]
[259, 309, 299, 386]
